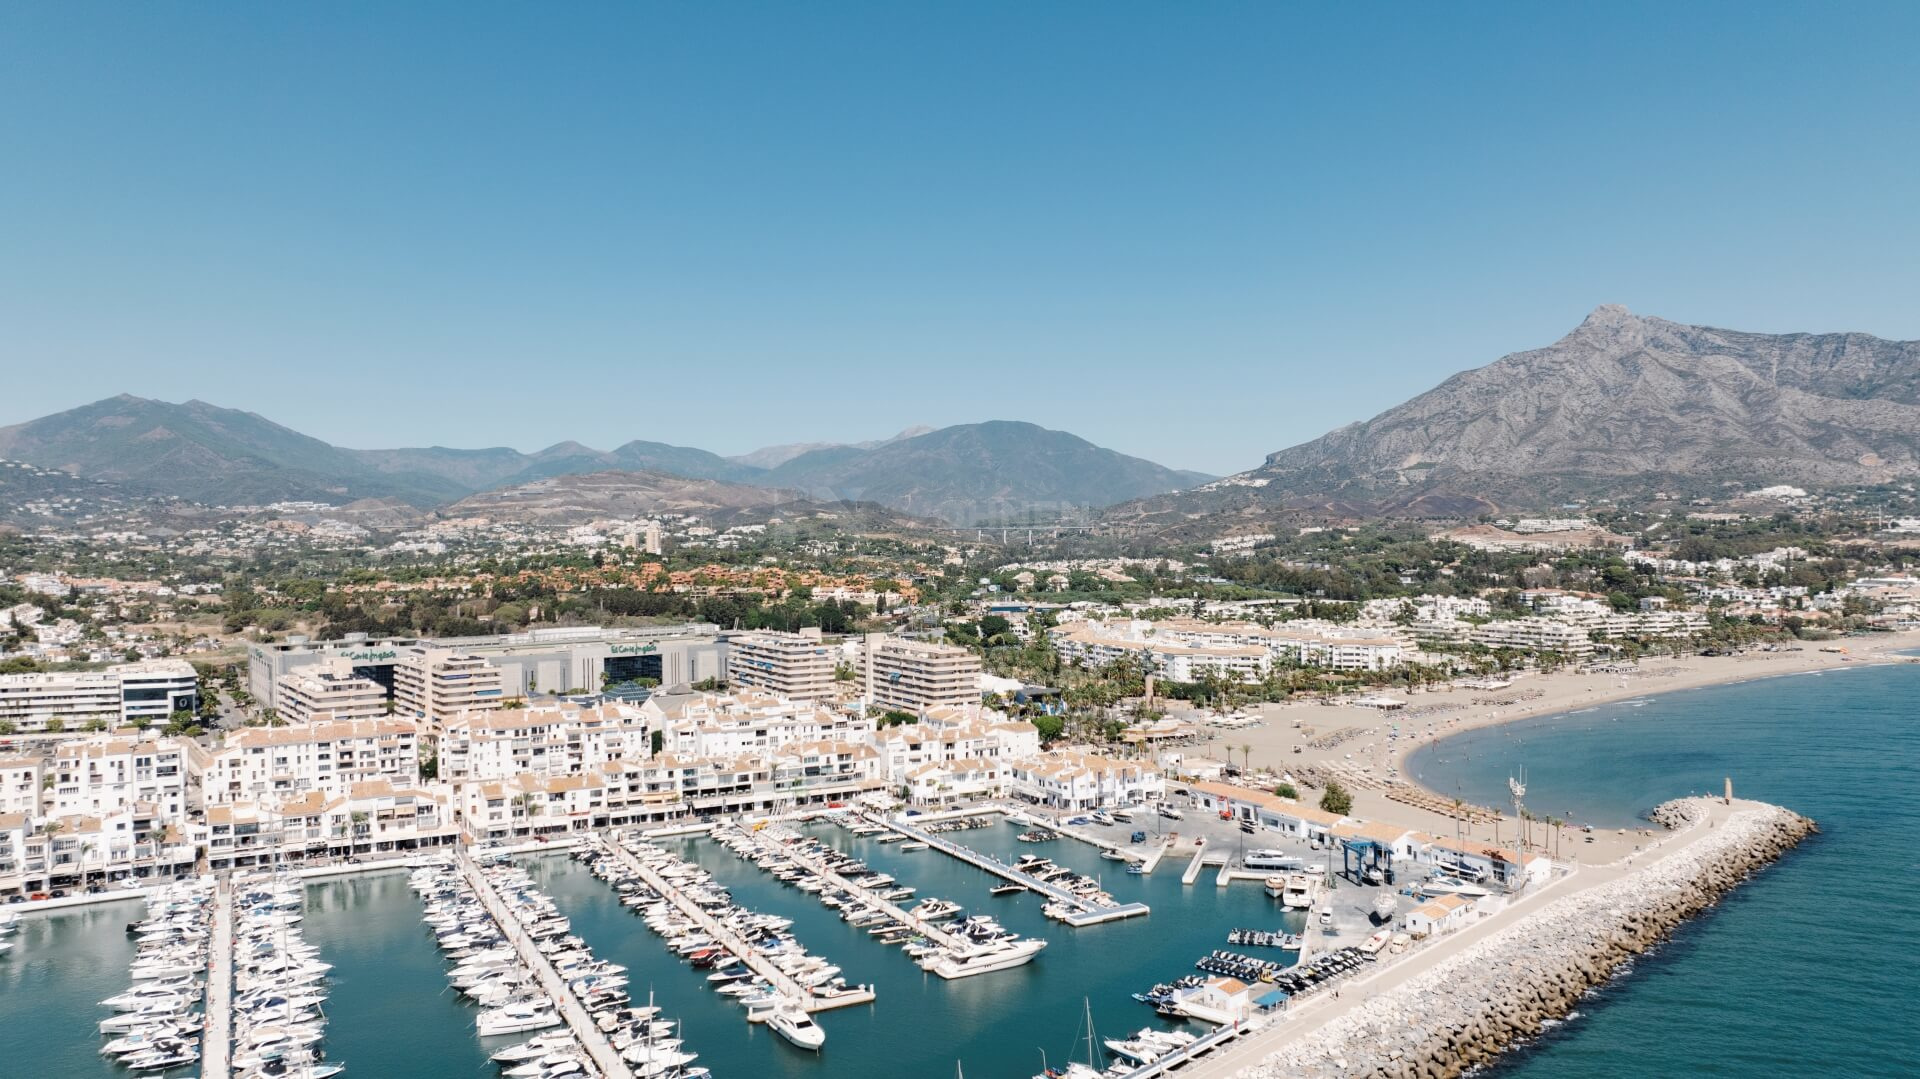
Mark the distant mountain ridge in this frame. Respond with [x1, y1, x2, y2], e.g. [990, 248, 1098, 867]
[0, 397, 1211, 523]
[1111, 305, 1920, 524]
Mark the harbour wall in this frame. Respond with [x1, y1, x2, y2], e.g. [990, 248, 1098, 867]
[1236, 798, 1816, 1079]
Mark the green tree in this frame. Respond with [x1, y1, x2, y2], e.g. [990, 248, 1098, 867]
[1274, 782, 1299, 800]
[1031, 714, 1066, 743]
[44, 717, 65, 734]
[1319, 781, 1353, 816]
[879, 710, 917, 728]
[649, 730, 665, 757]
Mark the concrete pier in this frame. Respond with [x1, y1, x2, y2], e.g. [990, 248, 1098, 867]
[602, 837, 874, 1016]
[750, 826, 964, 950]
[1139, 836, 1176, 875]
[870, 814, 1150, 926]
[456, 850, 632, 1078]
[202, 877, 233, 1079]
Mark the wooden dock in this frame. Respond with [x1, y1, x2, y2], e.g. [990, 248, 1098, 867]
[202, 877, 233, 1079]
[456, 850, 633, 1078]
[871, 815, 1150, 927]
[602, 838, 874, 1017]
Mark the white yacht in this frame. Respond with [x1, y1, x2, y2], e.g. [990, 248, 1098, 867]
[1243, 849, 1303, 872]
[769, 1004, 826, 1051]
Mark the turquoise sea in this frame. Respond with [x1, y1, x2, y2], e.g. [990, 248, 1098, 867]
[5, 661, 1914, 1077]
[1407, 661, 1920, 1078]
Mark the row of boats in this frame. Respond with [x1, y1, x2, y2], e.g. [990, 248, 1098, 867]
[0, 909, 15, 954]
[1008, 855, 1125, 918]
[575, 833, 838, 1051]
[225, 874, 341, 1078]
[410, 858, 707, 1078]
[98, 879, 212, 1075]
[720, 823, 1049, 979]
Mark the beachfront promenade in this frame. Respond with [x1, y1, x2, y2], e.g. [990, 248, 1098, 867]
[203, 878, 233, 1079]
[864, 813, 1151, 926]
[455, 850, 632, 1079]
[599, 837, 875, 1017]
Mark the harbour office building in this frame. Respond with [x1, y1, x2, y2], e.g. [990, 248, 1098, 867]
[248, 624, 727, 712]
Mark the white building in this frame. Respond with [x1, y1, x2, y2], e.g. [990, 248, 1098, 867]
[643, 689, 870, 760]
[0, 659, 198, 733]
[1469, 618, 1597, 656]
[1006, 751, 1165, 810]
[202, 717, 421, 809]
[864, 634, 983, 711]
[275, 659, 388, 725]
[50, 735, 199, 820]
[727, 630, 839, 702]
[437, 702, 652, 784]
[394, 649, 505, 737]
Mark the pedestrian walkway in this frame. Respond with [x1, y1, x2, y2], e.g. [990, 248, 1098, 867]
[456, 850, 632, 1078]
[203, 877, 232, 1079]
[601, 838, 874, 1016]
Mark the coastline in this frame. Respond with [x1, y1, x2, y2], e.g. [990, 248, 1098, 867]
[1181, 796, 1817, 1079]
[1209, 630, 1919, 862]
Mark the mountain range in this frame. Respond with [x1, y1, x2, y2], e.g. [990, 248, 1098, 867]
[1112, 305, 1920, 526]
[0, 398, 1211, 525]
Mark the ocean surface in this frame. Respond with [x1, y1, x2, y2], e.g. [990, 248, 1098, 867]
[5, 661, 1913, 1078]
[1407, 660, 1920, 1078]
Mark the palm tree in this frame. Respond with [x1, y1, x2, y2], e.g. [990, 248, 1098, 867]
[1239, 744, 1253, 774]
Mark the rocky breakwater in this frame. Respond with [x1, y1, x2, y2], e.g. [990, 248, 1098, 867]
[1238, 798, 1815, 1079]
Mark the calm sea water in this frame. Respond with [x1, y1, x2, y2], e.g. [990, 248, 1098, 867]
[9, 663, 1911, 1078]
[1408, 662, 1920, 1078]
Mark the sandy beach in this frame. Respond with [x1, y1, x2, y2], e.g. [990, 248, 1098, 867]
[1180, 630, 1920, 862]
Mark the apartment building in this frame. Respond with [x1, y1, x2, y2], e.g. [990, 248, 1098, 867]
[49, 736, 198, 820]
[0, 659, 197, 733]
[202, 717, 421, 808]
[1005, 751, 1165, 810]
[0, 756, 42, 816]
[275, 659, 388, 725]
[726, 629, 838, 702]
[643, 688, 871, 759]
[437, 702, 651, 784]
[902, 758, 1006, 806]
[17, 802, 196, 894]
[1469, 618, 1597, 656]
[201, 778, 459, 872]
[393, 649, 505, 737]
[1050, 622, 1271, 684]
[864, 634, 982, 711]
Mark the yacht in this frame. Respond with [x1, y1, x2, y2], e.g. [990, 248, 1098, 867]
[768, 1004, 826, 1051]
[926, 937, 1047, 979]
[1243, 849, 1303, 872]
[477, 999, 564, 1037]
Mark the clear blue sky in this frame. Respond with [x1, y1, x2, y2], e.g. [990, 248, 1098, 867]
[4, 3, 1918, 476]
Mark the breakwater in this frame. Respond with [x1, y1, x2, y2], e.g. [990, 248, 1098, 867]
[1237, 798, 1815, 1079]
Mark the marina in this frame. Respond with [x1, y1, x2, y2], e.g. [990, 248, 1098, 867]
[444, 853, 639, 1078]
[588, 831, 876, 1018]
[864, 813, 1152, 927]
